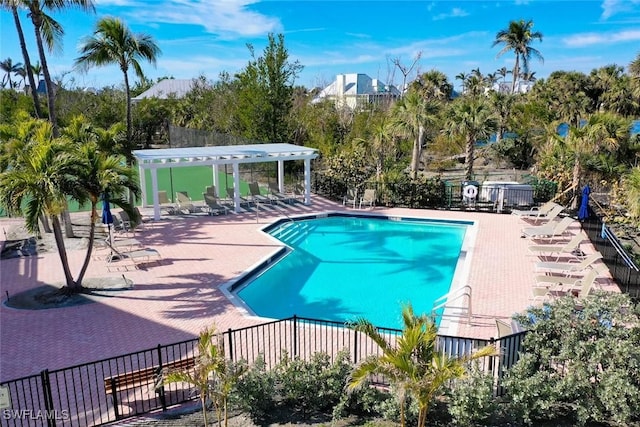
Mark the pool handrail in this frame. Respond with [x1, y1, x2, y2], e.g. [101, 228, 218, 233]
[432, 285, 473, 324]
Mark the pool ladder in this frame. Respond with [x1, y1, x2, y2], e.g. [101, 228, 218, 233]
[432, 285, 472, 324]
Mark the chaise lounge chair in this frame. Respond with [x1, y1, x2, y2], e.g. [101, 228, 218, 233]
[528, 233, 585, 261]
[535, 252, 603, 275]
[268, 182, 293, 204]
[359, 189, 376, 209]
[533, 265, 603, 298]
[511, 201, 561, 221]
[249, 182, 272, 205]
[158, 190, 177, 215]
[521, 216, 575, 241]
[105, 243, 162, 271]
[495, 319, 514, 338]
[203, 193, 230, 215]
[176, 191, 199, 213]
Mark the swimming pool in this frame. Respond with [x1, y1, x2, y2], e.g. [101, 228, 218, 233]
[233, 214, 470, 329]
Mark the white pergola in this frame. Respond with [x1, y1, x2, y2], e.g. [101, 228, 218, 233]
[133, 143, 319, 220]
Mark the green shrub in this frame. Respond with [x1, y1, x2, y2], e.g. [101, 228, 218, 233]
[231, 355, 276, 421]
[332, 382, 389, 420]
[503, 292, 640, 426]
[447, 365, 498, 426]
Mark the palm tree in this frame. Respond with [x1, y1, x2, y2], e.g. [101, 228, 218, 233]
[22, 0, 96, 135]
[0, 57, 22, 88]
[443, 98, 498, 180]
[75, 17, 161, 167]
[455, 72, 469, 94]
[348, 305, 496, 427]
[493, 19, 544, 94]
[489, 91, 515, 144]
[1, 0, 43, 117]
[163, 326, 247, 427]
[391, 91, 440, 179]
[0, 116, 139, 293]
[411, 70, 452, 101]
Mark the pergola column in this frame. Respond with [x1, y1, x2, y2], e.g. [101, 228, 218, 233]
[277, 160, 285, 193]
[304, 158, 311, 205]
[139, 163, 147, 207]
[150, 168, 161, 220]
[232, 162, 241, 213]
[212, 164, 219, 196]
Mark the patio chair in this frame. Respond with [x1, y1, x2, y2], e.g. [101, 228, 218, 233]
[359, 189, 376, 209]
[521, 216, 575, 241]
[158, 190, 177, 215]
[343, 188, 358, 208]
[105, 243, 162, 271]
[203, 193, 230, 215]
[176, 191, 198, 213]
[268, 182, 293, 204]
[533, 265, 604, 298]
[249, 182, 272, 205]
[205, 185, 216, 196]
[535, 252, 603, 275]
[528, 233, 585, 261]
[520, 204, 565, 225]
[226, 186, 252, 207]
[511, 201, 561, 221]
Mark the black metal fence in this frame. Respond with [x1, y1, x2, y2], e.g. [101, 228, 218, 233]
[0, 316, 526, 426]
[581, 208, 640, 298]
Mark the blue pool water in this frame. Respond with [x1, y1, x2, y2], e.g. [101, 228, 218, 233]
[236, 216, 468, 329]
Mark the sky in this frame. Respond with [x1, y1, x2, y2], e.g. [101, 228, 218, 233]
[2, 0, 640, 92]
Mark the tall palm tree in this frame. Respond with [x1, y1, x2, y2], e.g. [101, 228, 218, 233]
[493, 19, 543, 94]
[489, 91, 515, 144]
[455, 72, 469, 94]
[22, 0, 96, 135]
[75, 17, 161, 167]
[411, 70, 452, 101]
[391, 91, 440, 179]
[0, 57, 22, 88]
[1, 0, 43, 117]
[348, 305, 496, 427]
[443, 98, 498, 180]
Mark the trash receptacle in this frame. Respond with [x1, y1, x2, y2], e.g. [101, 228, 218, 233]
[461, 180, 479, 202]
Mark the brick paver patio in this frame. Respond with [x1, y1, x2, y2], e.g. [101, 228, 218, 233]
[0, 195, 616, 382]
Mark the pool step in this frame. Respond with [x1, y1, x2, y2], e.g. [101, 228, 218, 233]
[274, 222, 312, 246]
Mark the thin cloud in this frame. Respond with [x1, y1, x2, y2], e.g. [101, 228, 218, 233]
[563, 29, 640, 47]
[601, 0, 640, 20]
[432, 8, 469, 21]
[113, 0, 281, 38]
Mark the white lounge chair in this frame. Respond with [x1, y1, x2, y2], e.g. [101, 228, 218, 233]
[521, 216, 575, 241]
[106, 244, 161, 271]
[511, 201, 561, 221]
[226, 186, 252, 207]
[158, 190, 177, 215]
[268, 182, 293, 204]
[528, 233, 585, 261]
[495, 319, 514, 338]
[534, 266, 603, 299]
[359, 189, 376, 209]
[535, 252, 603, 275]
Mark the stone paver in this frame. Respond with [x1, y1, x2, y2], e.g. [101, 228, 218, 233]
[0, 196, 616, 381]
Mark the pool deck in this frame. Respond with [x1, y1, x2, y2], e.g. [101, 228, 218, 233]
[0, 195, 617, 381]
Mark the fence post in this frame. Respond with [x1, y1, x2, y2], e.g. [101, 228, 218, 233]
[353, 331, 358, 365]
[156, 344, 167, 411]
[227, 328, 234, 362]
[40, 370, 56, 427]
[293, 315, 298, 358]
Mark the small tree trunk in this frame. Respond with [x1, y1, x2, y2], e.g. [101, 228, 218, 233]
[50, 215, 78, 292]
[75, 201, 98, 287]
[465, 136, 475, 181]
[571, 157, 581, 209]
[39, 214, 51, 233]
[62, 209, 75, 238]
[200, 396, 208, 427]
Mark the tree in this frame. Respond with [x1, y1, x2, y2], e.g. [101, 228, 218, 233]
[443, 97, 498, 180]
[75, 16, 161, 166]
[235, 33, 303, 143]
[21, 0, 96, 135]
[1, 0, 44, 117]
[493, 19, 543, 94]
[348, 305, 496, 427]
[504, 292, 640, 425]
[0, 57, 22, 88]
[410, 70, 452, 101]
[163, 326, 246, 427]
[391, 91, 440, 179]
[0, 116, 138, 293]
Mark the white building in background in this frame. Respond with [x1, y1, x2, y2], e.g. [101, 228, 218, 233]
[489, 80, 534, 94]
[131, 78, 200, 103]
[312, 73, 401, 110]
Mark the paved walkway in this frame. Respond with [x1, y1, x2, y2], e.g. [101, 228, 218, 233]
[0, 196, 616, 381]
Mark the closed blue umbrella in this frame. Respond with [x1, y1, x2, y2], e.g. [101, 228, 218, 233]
[578, 184, 590, 220]
[102, 191, 114, 250]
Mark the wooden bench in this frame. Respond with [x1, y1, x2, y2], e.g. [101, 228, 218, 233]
[104, 357, 195, 419]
